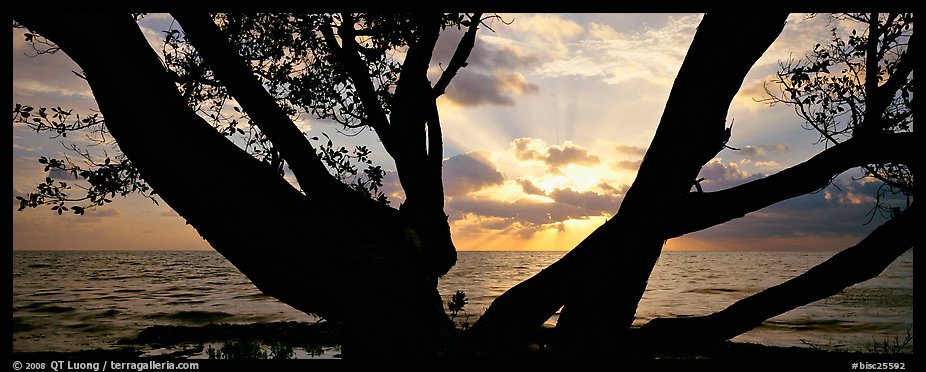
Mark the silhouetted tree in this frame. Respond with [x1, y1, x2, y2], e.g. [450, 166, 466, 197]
[638, 12, 915, 344]
[12, 12, 913, 357]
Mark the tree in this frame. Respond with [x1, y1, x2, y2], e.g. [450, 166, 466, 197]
[12, 12, 913, 357]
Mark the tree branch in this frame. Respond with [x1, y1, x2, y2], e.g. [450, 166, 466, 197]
[389, 12, 442, 169]
[401, 13, 443, 79]
[433, 13, 482, 98]
[15, 15, 449, 353]
[319, 14, 396, 156]
[173, 13, 351, 199]
[664, 132, 914, 239]
[554, 12, 789, 343]
[639, 203, 915, 343]
[872, 31, 915, 121]
[471, 13, 790, 347]
[862, 13, 881, 128]
[426, 100, 443, 167]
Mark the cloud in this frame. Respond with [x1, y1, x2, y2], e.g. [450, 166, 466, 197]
[12, 27, 95, 103]
[503, 13, 584, 58]
[696, 158, 764, 191]
[824, 190, 872, 206]
[699, 158, 747, 181]
[449, 197, 579, 225]
[587, 22, 621, 41]
[548, 187, 621, 214]
[84, 207, 121, 218]
[615, 144, 647, 156]
[512, 137, 545, 161]
[612, 160, 642, 171]
[545, 142, 600, 167]
[822, 178, 885, 207]
[457, 32, 539, 70]
[517, 178, 545, 195]
[738, 144, 788, 160]
[47, 168, 78, 180]
[443, 70, 539, 107]
[677, 165, 905, 251]
[432, 25, 541, 107]
[598, 182, 624, 196]
[683, 175, 891, 249]
[442, 152, 505, 196]
[536, 14, 702, 85]
[754, 160, 782, 170]
[136, 14, 175, 56]
[511, 138, 600, 172]
[447, 184, 622, 238]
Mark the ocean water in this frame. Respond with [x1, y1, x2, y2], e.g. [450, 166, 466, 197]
[12, 250, 913, 354]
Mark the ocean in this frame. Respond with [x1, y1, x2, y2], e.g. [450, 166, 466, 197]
[12, 250, 913, 354]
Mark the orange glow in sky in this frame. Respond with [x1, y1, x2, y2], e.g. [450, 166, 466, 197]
[12, 14, 888, 252]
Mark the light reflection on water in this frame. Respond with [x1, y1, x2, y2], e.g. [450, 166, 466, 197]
[13, 250, 913, 353]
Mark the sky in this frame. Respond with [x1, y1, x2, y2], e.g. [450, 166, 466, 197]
[11, 13, 894, 251]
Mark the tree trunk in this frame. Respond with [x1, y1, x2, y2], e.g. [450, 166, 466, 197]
[320, 13, 458, 279]
[471, 13, 788, 348]
[639, 203, 915, 343]
[15, 13, 453, 356]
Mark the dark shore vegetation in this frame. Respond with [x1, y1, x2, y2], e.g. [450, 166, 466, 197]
[12, 321, 914, 361]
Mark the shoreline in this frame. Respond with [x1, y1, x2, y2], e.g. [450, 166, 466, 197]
[11, 321, 914, 360]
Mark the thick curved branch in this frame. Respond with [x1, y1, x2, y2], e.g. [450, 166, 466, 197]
[472, 13, 790, 346]
[433, 13, 482, 98]
[639, 203, 915, 343]
[172, 14, 351, 200]
[664, 132, 914, 239]
[554, 12, 789, 343]
[15, 15, 449, 353]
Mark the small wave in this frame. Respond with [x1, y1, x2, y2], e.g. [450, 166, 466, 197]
[88, 275, 140, 281]
[26, 263, 53, 268]
[113, 288, 146, 293]
[99, 309, 122, 318]
[164, 292, 208, 298]
[29, 290, 62, 297]
[72, 287, 102, 292]
[96, 295, 129, 301]
[166, 300, 207, 306]
[232, 293, 270, 300]
[65, 323, 115, 332]
[29, 305, 76, 314]
[756, 318, 888, 333]
[143, 310, 235, 323]
[683, 288, 739, 295]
